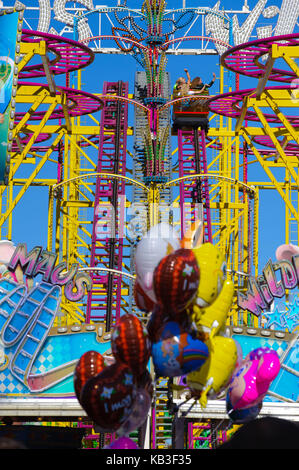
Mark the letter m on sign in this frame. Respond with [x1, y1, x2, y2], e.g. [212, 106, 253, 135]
[7, 244, 41, 277]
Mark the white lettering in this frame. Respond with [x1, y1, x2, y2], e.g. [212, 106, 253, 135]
[107, 456, 141, 467]
[274, 0, 299, 36]
[53, 0, 94, 43]
[37, 0, 51, 33]
[205, 0, 299, 55]
[110, 393, 132, 411]
[232, 0, 267, 46]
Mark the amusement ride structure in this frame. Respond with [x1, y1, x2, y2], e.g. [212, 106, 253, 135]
[0, 0, 298, 450]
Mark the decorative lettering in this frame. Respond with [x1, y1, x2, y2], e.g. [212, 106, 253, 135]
[33, 250, 57, 282]
[238, 257, 299, 316]
[8, 244, 42, 277]
[64, 272, 92, 301]
[7, 243, 92, 302]
[263, 260, 285, 298]
[205, 0, 299, 54]
[237, 276, 270, 317]
[35, 1, 299, 50]
[52, 0, 94, 43]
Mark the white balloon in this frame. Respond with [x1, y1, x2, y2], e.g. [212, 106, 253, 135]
[0, 240, 16, 265]
[134, 223, 181, 302]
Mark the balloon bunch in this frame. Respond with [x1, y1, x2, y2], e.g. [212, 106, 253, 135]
[134, 223, 238, 409]
[74, 223, 282, 438]
[74, 313, 152, 449]
[134, 223, 281, 419]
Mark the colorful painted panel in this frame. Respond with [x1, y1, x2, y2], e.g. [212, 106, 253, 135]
[0, 278, 111, 396]
[0, 241, 110, 398]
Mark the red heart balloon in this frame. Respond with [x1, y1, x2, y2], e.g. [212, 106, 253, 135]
[111, 313, 151, 377]
[80, 362, 136, 433]
[136, 369, 154, 399]
[74, 351, 106, 404]
[153, 248, 199, 316]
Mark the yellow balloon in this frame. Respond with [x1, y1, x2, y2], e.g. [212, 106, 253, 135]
[192, 243, 226, 307]
[193, 280, 234, 338]
[186, 336, 238, 409]
[189, 244, 234, 338]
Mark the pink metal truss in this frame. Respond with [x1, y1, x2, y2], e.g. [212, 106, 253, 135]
[210, 34, 299, 123]
[252, 133, 299, 156]
[86, 81, 129, 328]
[221, 34, 299, 83]
[208, 86, 299, 125]
[178, 128, 212, 243]
[15, 82, 104, 121]
[20, 30, 94, 79]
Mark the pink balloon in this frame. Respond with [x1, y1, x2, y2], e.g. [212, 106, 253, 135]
[256, 351, 281, 384]
[117, 388, 151, 436]
[228, 349, 280, 410]
[108, 437, 139, 449]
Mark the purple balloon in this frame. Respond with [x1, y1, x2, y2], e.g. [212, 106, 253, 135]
[117, 388, 151, 436]
[108, 437, 139, 449]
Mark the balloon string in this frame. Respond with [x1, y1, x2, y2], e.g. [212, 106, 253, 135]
[209, 419, 233, 448]
[175, 396, 193, 410]
[181, 398, 197, 417]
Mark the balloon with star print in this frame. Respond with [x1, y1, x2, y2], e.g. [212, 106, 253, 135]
[111, 313, 152, 377]
[73, 351, 106, 405]
[80, 362, 137, 433]
[153, 248, 200, 318]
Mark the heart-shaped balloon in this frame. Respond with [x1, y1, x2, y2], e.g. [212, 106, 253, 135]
[153, 248, 199, 316]
[80, 362, 136, 433]
[151, 321, 209, 377]
[228, 348, 280, 410]
[111, 313, 151, 377]
[73, 351, 106, 404]
[136, 369, 153, 398]
[117, 387, 152, 436]
[226, 393, 262, 424]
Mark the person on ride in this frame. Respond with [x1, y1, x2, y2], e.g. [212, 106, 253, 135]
[173, 69, 191, 98]
[190, 73, 216, 95]
[174, 70, 216, 98]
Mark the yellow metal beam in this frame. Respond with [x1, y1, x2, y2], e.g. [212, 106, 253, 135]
[53, 173, 150, 192]
[252, 103, 299, 187]
[255, 54, 276, 99]
[264, 92, 299, 146]
[248, 89, 298, 108]
[0, 131, 65, 227]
